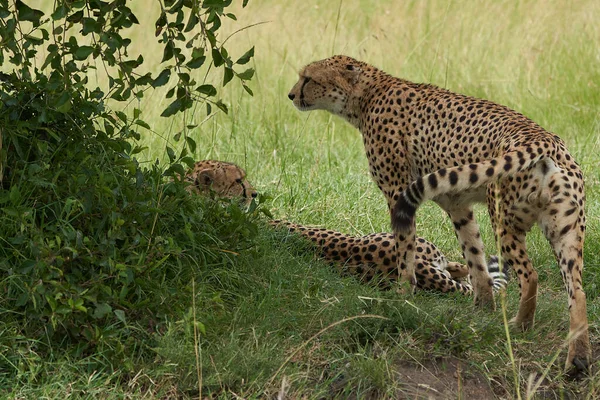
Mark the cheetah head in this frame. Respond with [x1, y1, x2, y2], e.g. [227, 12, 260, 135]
[288, 55, 364, 116]
[185, 160, 257, 205]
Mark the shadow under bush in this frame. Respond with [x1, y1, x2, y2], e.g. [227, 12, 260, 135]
[0, 76, 262, 380]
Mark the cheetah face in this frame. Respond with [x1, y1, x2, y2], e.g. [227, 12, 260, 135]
[288, 56, 363, 116]
[186, 160, 257, 205]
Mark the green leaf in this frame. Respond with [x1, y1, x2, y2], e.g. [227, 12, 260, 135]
[74, 46, 94, 60]
[66, 10, 83, 23]
[51, 5, 67, 20]
[168, 0, 185, 13]
[197, 321, 206, 335]
[181, 156, 196, 168]
[203, 0, 232, 9]
[166, 146, 176, 162]
[18, 260, 36, 274]
[186, 136, 197, 153]
[237, 68, 254, 81]
[155, 11, 167, 36]
[184, 11, 199, 32]
[178, 72, 191, 84]
[23, 34, 43, 45]
[114, 309, 126, 324]
[236, 46, 254, 65]
[161, 98, 183, 117]
[162, 42, 174, 63]
[93, 303, 112, 319]
[195, 84, 216, 96]
[136, 73, 153, 85]
[242, 84, 253, 96]
[16, 292, 29, 308]
[55, 91, 72, 113]
[186, 55, 206, 69]
[212, 48, 224, 67]
[16, 0, 44, 25]
[115, 111, 127, 123]
[82, 18, 102, 35]
[46, 295, 57, 312]
[215, 100, 228, 113]
[151, 68, 171, 88]
[135, 120, 151, 130]
[223, 66, 234, 86]
[9, 186, 20, 205]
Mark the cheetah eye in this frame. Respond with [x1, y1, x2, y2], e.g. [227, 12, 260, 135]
[346, 64, 354, 71]
[235, 178, 243, 183]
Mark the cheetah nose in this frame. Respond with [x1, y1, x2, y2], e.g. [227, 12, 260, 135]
[288, 93, 295, 101]
[251, 191, 258, 198]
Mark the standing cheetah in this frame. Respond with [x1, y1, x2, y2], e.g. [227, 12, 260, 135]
[185, 160, 508, 295]
[288, 55, 590, 373]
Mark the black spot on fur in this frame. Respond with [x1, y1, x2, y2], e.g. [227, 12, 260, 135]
[449, 171, 459, 185]
[428, 173, 438, 189]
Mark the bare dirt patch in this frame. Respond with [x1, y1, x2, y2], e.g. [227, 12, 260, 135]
[393, 357, 499, 399]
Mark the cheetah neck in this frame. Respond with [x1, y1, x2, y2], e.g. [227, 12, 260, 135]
[339, 69, 410, 131]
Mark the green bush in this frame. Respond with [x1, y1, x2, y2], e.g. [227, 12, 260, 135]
[0, 0, 257, 377]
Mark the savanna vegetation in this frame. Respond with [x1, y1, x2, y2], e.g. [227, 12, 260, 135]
[1, 0, 599, 398]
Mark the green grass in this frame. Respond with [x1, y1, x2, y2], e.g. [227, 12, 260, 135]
[6, 0, 600, 398]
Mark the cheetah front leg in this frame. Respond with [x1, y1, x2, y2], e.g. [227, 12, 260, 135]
[393, 219, 418, 293]
[445, 206, 494, 308]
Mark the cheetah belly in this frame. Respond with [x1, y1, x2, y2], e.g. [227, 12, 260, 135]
[433, 187, 488, 211]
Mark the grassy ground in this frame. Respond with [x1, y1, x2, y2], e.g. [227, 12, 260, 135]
[8, 0, 600, 398]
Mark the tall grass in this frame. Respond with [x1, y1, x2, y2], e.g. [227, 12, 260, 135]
[125, 0, 600, 232]
[8, 0, 600, 397]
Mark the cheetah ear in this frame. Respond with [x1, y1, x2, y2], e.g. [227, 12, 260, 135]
[343, 64, 362, 85]
[197, 169, 214, 186]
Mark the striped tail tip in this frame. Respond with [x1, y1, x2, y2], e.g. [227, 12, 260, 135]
[487, 255, 510, 291]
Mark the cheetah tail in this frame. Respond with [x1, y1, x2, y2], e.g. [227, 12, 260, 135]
[487, 255, 510, 291]
[392, 150, 553, 233]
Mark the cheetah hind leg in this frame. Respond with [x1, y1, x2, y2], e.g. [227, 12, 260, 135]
[542, 219, 591, 377]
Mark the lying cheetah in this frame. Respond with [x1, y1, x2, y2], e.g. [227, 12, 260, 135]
[288, 55, 590, 373]
[183, 159, 258, 204]
[272, 220, 508, 294]
[185, 160, 508, 295]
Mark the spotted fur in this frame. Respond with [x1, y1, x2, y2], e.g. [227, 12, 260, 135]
[288, 55, 590, 374]
[185, 160, 509, 295]
[184, 159, 257, 204]
[272, 220, 509, 294]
